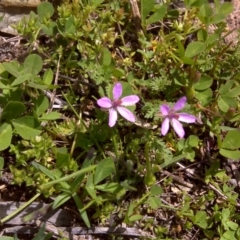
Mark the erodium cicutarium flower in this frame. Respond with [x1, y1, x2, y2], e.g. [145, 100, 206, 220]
[97, 82, 140, 127]
[160, 96, 196, 138]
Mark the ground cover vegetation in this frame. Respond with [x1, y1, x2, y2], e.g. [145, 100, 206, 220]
[1, 0, 240, 239]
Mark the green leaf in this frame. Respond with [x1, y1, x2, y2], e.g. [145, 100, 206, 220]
[37, 1, 54, 20]
[220, 149, 240, 160]
[99, 48, 112, 66]
[175, 34, 185, 58]
[31, 161, 56, 180]
[33, 95, 49, 117]
[221, 230, 237, 240]
[52, 192, 71, 209]
[222, 208, 230, 221]
[186, 0, 208, 8]
[119, 81, 135, 99]
[128, 214, 143, 222]
[197, 29, 208, 42]
[193, 211, 208, 229]
[150, 185, 163, 196]
[94, 158, 115, 185]
[148, 196, 162, 210]
[230, 113, 240, 122]
[42, 165, 96, 187]
[194, 88, 212, 106]
[218, 2, 233, 16]
[225, 220, 238, 231]
[27, 82, 51, 90]
[56, 147, 70, 168]
[39, 112, 61, 121]
[141, 0, 155, 21]
[0, 123, 12, 151]
[218, 97, 237, 113]
[222, 130, 240, 149]
[2, 62, 20, 77]
[0, 157, 4, 172]
[70, 150, 96, 193]
[194, 74, 213, 90]
[86, 174, 97, 199]
[11, 116, 41, 140]
[198, 3, 213, 18]
[146, 4, 167, 24]
[185, 42, 205, 58]
[1, 101, 26, 121]
[65, 16, 76, 34]
[112, 68, 125, 78]
[91, 0, 104, 6]
[43, 69, 53, 85]
[219, 80, 234, 95]
[23, 54, 43, 76]
[209, 13, 227, 24]
[160, 154, 185, 168]
[186, 135, 199, 147]
[11, 73, 32, 86]
[222, 86, 240, 98]
[218, 97, 230, 112]
[181, 56, 195, 65]
[72, 193, 90, 227]
[95, 183, 124, 193]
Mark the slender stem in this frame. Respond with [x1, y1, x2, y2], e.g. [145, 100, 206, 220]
[70, 111, 82, 157]
[0, 193, 41, 225]
[144, 142, 156, 186]
[112, 134, 119, 182]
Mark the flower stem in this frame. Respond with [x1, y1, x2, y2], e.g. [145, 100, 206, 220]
[144, 142, 156, 186]
[112, 134, 119, 182]
[0, 192, 41, 225]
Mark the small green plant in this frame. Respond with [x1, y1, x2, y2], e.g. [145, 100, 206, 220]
[0, 0, 240, 238]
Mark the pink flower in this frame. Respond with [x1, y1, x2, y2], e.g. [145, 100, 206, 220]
[97, 82, 140, 127]
[160, 96, 196, 138]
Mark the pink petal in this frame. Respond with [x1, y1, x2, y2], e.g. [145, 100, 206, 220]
[121, 95, 140, 106]
[161, 118, 170, 136]
[113, 82, 122, 100]
[117, 106, 135, 122]
[97, 97, 112, 108]
[160, 105, 170, 116]
[178, 113, 196, 123]
[172, 118, 185, 138]
[173, 96, 187, 111]
[109, 108, 118, 127]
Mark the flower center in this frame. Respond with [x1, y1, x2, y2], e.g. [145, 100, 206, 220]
[112, 99, 122, 108]
[169, 111, 179, 119]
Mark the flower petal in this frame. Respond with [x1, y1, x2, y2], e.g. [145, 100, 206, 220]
[113, 82, 122, 100]
[109, 108, 118, 127]
[172, 118, 185, 138]
[117, 106, 135, 122]
[178, 113, 196, 123]
[161, 118, 170, 136]
[121, 95, 140, 106]
[160, 105, 170, 116]
[173, 96, 187, 111]
[97, 97, 112, 108]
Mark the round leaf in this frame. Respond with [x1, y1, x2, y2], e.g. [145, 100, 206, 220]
[185, 42, 206, 58]
[37, 2, 54, 20]
[0, 123, 12, 151]
[23, 54, 43, 76]
[194, 74, 213, 90]
[12, 116, 41, 140]
[1, 102, 26, 121]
